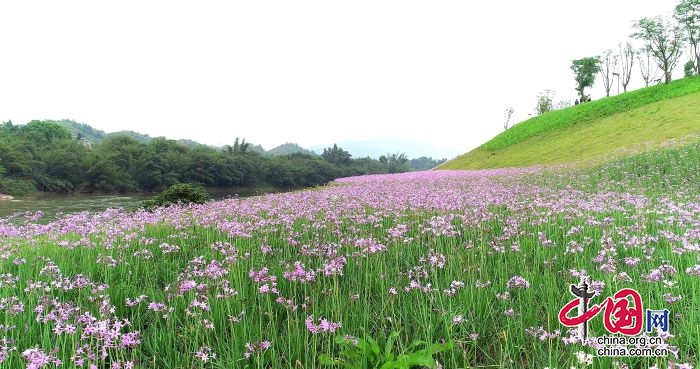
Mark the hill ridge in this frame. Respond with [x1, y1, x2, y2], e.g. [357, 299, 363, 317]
[440, 76, 700, 170]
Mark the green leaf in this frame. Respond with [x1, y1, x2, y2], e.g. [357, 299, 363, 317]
[427, 340, 455, 354]
[398, 353, 436, 368]
[406, 340, 428, 351]
[384, 331, 399, 361]
[318, 354, 340, 366]
[366, 336, 381, 356]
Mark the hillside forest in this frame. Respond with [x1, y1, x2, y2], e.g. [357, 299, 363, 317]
[0, 120, 444, 196]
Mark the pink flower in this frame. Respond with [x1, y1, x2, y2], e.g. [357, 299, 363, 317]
[244, 341, 271, 359]
[306, 315, 342, 334]
[195, 346, 215, 363]
[506, 276, 530, 289]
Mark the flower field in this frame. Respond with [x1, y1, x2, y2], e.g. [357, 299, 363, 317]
[1, 144, 698, 368]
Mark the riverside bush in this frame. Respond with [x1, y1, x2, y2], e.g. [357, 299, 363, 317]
[140, 182, 210, 210]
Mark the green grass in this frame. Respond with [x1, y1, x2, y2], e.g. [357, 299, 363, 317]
[583, 142, 700, 196]
[440, 76, 700, 170]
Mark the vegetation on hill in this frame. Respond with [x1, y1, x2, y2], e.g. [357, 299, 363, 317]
[106, 130, 153, 144]
[267, 143, 317, 156]
[440, 76, 700, 170]
[408, 157, 446, 171]
[0, 120, 411, 196]
[174, 139, 203, 148]
[51, 119, 106, 142]
[490, 76, 700, 151]
[582, 141, 700, 196]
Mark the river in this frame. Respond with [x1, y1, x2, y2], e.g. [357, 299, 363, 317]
[0, 187, 273, 222]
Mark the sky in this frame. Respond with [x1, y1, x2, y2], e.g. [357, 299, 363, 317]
[0, 1, 685, 159]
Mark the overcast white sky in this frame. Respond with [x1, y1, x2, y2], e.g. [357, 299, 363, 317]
[0, 1, 683, 158]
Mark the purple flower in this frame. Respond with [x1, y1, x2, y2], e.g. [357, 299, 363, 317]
[506, 276, 530, 289]
[305, 315, 342, 334]
[195, 346, 215, 363]
[686, 265, 700, 276]
[244, 341, 270, 359]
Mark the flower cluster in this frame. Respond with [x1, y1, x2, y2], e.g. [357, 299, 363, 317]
[305, 315, 342, 334]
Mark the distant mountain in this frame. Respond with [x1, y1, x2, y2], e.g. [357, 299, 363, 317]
[55, 120, 442, 159]
[52, 119, 106, 141]
[409, 157, 447, 171]
[54, 120, 195, 148]
[175, 139, 202, 148]
[106, 130, 153, 144]
[248, 144, 267, 154]
[309, 137, 459, 160]
[267, 143, 317, 156]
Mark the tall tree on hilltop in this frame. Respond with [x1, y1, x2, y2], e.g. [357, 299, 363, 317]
[675, 0, 700, 74]
[535, 89, 555, 115]
[503, 107, 515, 131]
[599, 49, 619, 97]
[618, 43, 635, 92]
[571, 57, 601, 100]
[632, 16, 686, 84]
[637, 46, 663, 86]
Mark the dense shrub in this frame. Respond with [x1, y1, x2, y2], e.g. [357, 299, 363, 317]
[0, 177, 36, 196]
[140, 183, 210, 210]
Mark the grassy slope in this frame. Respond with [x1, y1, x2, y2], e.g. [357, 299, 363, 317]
[440, 76, 700, 169]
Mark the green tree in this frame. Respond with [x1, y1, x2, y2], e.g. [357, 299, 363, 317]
[224, 137, 250, 155]
[632, 16, 686, 84]
[408, 157, 446, 171]
[535, 89, 555, 115]
[265, 161, 294, 188]
[571, 57, 601, 100]
[685, 60, 696, 76]
[0, 120, 411, 195]
[134, 153, 180, 191]
[0, 135, 32, 176]
[675, 0, 700, 74]
[182, 148, 218, 186]
[599, 49, 619, 97]
[20, 120, 71, 143]
[141, 183, 210, 210]
[618, 42, 635, 92]
[85, 156, 137, 192]
[380, 153, 409, 173]
[322, 144, 352, 165]
[40, 139, 88, 191]
[637, 45, 663, 86]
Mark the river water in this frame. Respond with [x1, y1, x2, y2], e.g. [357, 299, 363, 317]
[0, 188, 271, 222]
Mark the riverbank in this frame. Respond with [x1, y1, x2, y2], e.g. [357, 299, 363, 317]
[0, 186, 282, 222]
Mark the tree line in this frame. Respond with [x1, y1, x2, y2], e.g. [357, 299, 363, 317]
[503, 0, 700, 126]
[0, 120, 434, 196]
[572, 1, 698, 102]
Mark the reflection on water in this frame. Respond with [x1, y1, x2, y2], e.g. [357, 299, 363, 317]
[0, 188, 271, 222]
[0, 193, 149, 221]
